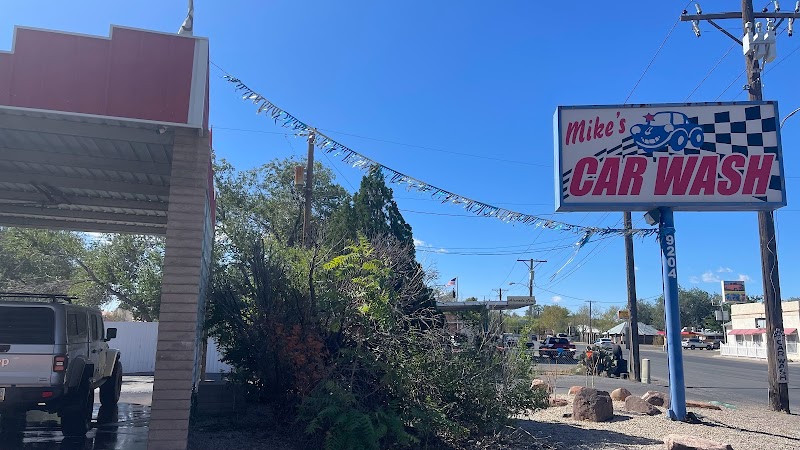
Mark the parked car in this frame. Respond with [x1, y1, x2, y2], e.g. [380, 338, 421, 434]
[682, 337, 719, 350]
[0, 293, 122, 437]
[593, 338, 615, 350]
[538, 337, 576, 359]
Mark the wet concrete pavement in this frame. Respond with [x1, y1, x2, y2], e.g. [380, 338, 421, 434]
[0, 377, 153, 450]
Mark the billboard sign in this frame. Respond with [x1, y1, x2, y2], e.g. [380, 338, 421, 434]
[554, 102, 786, 212]
[721, 280, 747, 303]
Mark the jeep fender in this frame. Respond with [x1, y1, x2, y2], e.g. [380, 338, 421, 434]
[65, 357, 93, 390]
[102, 349, 121, 378]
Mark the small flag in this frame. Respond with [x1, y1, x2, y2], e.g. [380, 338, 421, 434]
[446, 278, 457, 286]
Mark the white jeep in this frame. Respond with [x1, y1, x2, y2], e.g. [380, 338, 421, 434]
[0, 293, 122, 437]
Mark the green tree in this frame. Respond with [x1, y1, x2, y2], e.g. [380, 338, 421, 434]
[0, 227, 80, 295]
[79, 235, 164, 321]
[537, 305, 571, 335]
[352, 169, 413, 249]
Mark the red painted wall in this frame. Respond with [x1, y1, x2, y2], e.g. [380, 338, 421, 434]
[0, 26, 205, 126]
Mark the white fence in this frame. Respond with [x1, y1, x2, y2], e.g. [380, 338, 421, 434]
[721, 341, 800, 360]
[106, 321, 232, 375]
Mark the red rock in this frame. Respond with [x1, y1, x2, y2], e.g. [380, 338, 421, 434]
[568, 385, 585, 395]
[572, 388, 613, 422]
[611, 388, 632, 401]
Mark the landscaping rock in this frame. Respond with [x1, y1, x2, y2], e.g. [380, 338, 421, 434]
[568, 385, 584, 395]
[572, 388, 613, 422]
[550, 397, 569, 407]
[611, 388, 632, 401]
[664, 434, 734, 450]
[624, 395, 660, 415]
[642, 390, 668, 407]
[531, 379, 552, 393]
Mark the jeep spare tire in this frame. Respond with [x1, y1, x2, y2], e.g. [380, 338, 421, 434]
[100, 360, 123, 406]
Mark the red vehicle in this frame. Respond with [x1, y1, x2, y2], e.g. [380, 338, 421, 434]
[538, 337, 576, 358]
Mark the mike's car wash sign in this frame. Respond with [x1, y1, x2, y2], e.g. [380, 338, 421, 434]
[554, 102, 786, 212]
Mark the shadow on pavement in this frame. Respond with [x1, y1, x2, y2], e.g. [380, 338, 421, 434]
[0, 403, 149, 450]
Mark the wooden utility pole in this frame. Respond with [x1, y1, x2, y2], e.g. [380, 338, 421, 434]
[585, 300, 595, 344]
[742, 0, 790, 413]
[680, 0, 798, 413]
[517, 258, 547, 297]
[303, 130, 315, 248]
[623, 212, 641, 382]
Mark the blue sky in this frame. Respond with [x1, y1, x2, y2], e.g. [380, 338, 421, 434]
[3, 1, 800, 315]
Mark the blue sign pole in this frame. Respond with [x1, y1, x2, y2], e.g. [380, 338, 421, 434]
[659, 207, 686, 421]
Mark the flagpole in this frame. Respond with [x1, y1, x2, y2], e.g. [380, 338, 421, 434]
[456, 277, 459, 301]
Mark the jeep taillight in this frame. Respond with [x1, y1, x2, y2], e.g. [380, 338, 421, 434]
[53, 355, 67, 372]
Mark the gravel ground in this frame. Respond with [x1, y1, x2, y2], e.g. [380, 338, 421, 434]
[519, 393, 800, 450]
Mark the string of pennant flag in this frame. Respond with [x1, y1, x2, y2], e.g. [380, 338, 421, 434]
[222, 75, 659, 248]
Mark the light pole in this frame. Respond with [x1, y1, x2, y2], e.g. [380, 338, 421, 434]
[781, 107, 800, 129]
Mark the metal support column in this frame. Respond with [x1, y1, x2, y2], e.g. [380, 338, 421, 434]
[659, 207, 686, 421]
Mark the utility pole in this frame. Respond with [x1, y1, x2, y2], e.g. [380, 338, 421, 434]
[585, 300, 595, 344]
[680, 0, 797, 413]
[303, 130, 315, 248]
[623, 212, 641, 382]
[517, 259, 547, 297]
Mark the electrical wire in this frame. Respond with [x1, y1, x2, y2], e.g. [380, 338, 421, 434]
[623, 1, 693, 104]
[319, 128, 548, 168]
[685, 43, 738, 101]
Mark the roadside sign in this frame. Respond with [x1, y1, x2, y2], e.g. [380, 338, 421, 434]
[554, 102, 785, 212]
[618, 310, 630, 320]
[721, 280, 747, 303]
[506, 296, 535, 305]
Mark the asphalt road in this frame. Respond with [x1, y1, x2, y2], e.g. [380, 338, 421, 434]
[564, 344, 800, 409]
[634, 345, 800, 406]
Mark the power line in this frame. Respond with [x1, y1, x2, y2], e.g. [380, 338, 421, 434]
[685, 43, 738, 101]
[623, 2, 693, 103]
[319, 128, 549, 168]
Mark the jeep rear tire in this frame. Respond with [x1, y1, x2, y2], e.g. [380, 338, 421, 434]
[0, 410, 26, 432]
[100, 360, 122, 407]
[61, 385, 94, 437]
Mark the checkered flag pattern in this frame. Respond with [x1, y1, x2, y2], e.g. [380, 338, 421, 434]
[561, 105, 781, 202]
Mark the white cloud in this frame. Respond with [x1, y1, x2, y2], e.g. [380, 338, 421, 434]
[634, 266, 639, 272]
[701, 271, 721, 283]
[413, 238, 426, 248]
[551, 296, 562, 303]
[689, 276, 700, 284]
[716, 267, 733, 273]
[737, 274, 752, 282]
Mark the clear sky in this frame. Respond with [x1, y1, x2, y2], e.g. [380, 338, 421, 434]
[3, 1, 799, 316]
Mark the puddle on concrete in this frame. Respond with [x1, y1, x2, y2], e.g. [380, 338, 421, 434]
[0, 403, 149, 450]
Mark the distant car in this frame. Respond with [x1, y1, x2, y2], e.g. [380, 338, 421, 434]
[593, 338, 614, 350]
[556, 333, 570, 340]
[682, 337, 719, 350]
[538, 337, 576, 359]
[630, 111, 704, 152]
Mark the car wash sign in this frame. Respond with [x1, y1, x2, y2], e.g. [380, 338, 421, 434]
[554, 102, 786, 212]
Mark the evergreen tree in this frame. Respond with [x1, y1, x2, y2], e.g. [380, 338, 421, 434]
[352, 168, 414, 253]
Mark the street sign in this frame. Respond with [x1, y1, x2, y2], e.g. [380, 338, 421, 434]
[618, 310, 630, 320]
[506, 296, 536, 305]
[554, 102, 786, 212]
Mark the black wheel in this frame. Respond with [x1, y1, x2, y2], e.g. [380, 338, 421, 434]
[690, 345, 696, 350]
[0, 410, 26, 432]
[100, 360, 122, 407]
[61, 385, 94, 437]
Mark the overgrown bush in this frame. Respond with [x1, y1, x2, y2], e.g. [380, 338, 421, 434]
[208, 236, 548, 449]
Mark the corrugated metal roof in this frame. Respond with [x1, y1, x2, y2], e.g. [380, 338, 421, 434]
[0, 107, 182, 234]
